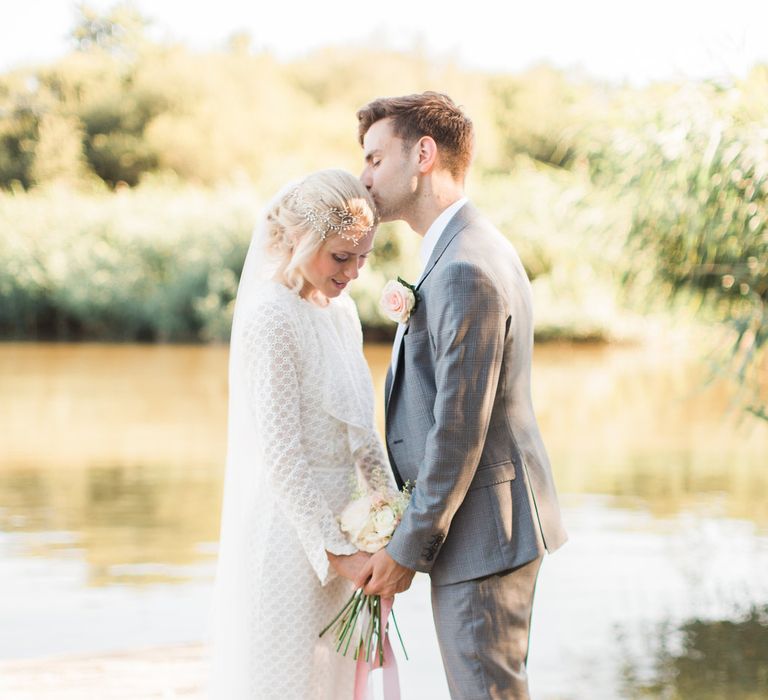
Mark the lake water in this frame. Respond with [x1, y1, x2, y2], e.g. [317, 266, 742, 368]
[1, 341, 767, 699]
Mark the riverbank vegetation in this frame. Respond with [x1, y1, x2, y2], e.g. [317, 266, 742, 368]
[1, 4, 765, 411]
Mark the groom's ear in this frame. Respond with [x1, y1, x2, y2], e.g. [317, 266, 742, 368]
[416, 136, 438, 174]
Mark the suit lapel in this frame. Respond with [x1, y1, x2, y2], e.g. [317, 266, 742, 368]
[415, 202, 476, 288]
[386, 202, 478, 419]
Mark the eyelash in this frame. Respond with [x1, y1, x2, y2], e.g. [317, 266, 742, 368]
[333, 254, 369, 263]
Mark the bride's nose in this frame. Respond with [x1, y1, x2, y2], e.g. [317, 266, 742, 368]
[342, 258, 360, 280]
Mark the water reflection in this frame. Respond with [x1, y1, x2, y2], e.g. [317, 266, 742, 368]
[1, 341, 767, 579]
[0, 465, 221, 585]
[529, 343, 768, 527]
[0, 343, 228, 470]
[1, 341, 768, 694]
[621, 605, 768, 699]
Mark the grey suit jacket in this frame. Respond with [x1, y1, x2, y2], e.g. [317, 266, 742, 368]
[384, 202, 567, 586]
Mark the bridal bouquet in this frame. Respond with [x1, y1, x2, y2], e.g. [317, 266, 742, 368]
[319, 482, 411, 665]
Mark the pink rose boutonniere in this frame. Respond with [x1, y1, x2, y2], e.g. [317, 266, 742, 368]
[380, 277, 419, 324]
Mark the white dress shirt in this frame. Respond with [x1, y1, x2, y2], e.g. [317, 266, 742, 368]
[390, 197, 469, 375]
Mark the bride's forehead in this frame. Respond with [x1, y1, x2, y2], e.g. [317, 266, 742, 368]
[325, 234, 374, 256]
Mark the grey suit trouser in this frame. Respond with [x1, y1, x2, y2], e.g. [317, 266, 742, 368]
[430, 556, 543, 700]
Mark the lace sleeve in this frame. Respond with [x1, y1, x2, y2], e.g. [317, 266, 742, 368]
[334, 295, 399, 497]
[242, 305, 356, 585]
[354, 430, 398, 497]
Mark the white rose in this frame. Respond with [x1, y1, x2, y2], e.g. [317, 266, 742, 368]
[372, 505, 397, 538]
[354, 517, 387, 552]
[379, 280, 416, 324]
[357, 532, 387, 553]
[339, 497, 372, 541]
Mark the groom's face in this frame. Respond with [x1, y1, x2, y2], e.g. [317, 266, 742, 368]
[361, 118, 418, 222]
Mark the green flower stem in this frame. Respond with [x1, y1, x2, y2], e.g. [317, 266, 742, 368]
[320, 590, 410, 667]
[340, 593, 366, 655]
[318, 590, 358, 638]
[335, 591, 362, 651]
[363, 597, 376, 661]
[390, 608, 408, 660]
[334, 596, 359, 638]
[377, 596, 384, 666]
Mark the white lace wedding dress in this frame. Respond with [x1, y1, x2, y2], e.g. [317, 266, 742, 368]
[210, 280, 394, 699]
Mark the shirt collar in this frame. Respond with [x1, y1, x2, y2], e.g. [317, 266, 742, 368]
[420, 197, 469, 271]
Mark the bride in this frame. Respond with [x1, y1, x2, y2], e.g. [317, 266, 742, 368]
[209, 169, 396, 699]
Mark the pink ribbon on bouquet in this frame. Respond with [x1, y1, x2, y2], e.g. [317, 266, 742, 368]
[353, 596, 401, 700]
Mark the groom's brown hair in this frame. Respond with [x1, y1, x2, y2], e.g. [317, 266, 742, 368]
[357, 92, 474, 180]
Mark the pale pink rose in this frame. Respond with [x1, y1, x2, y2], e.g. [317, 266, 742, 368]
[370, 492, 388, 508]
[339, 495, 397, 552]
[338, 487, 412, 553]
[380, 280, 416, 324]
[357, 529, 387, 553]
[339, 496, 373, 541]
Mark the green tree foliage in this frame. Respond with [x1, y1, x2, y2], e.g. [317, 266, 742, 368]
[0, 4, 765, 419]
[0, 4, 163, 189]
[583, 78, 767, 415]
[0, 23, 507, 191]
[0, 73, 39, 189]
[0, 185, 253, 341]
[30, 112, 89, 186]
[70, 1, 150, 56]
[487, 65, 594, 170]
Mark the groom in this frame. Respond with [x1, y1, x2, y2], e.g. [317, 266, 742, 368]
[354, 92, 568, 699]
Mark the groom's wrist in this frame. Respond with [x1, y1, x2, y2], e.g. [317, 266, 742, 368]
[386, 537, 431, 573]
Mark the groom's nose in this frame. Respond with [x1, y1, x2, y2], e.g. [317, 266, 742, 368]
[360, 166, 372, 189]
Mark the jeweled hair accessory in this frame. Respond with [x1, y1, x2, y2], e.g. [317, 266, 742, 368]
[288, 188, 372, 245]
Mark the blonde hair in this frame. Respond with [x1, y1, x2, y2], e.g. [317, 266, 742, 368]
[262, 169, 378, 301]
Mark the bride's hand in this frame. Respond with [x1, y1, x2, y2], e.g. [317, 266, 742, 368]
[327, 551, 372, 582]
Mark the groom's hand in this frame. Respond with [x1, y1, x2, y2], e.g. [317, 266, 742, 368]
[355, 548, 415, 597]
